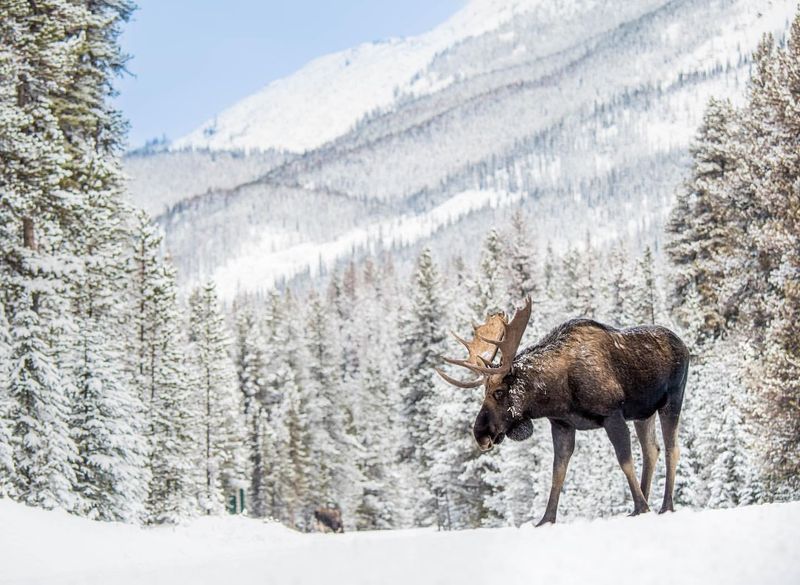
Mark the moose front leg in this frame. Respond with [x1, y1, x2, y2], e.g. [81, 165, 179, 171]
[604, 412, 650, 515]
[536, 421, 575, 526]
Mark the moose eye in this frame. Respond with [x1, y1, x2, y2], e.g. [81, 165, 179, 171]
[493, 388, 507, 401]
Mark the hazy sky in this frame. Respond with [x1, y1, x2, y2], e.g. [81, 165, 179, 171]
[115, 0, 465, 149]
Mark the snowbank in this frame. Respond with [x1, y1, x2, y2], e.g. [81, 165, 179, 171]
[1, 499, 798, 585]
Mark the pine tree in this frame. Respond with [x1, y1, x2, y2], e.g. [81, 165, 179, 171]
[268, 292, 313, 529]
[398, 249, 448, 525]
[605, 245, 632, 327]
[0, 0, 84, 513]
[129, 216, 199, 523]
[470, 229, 507, 318]
[504, 210, 537, 302]
[0, 303, 16, 497]
[630, 247, 657, 325]
[350, 263, 401, 530]
[188, 281, 246, 515]
[233, 302, 270, 517]
[7, 291, 77, 510]
[665, 98, 738, 341]
[562, 247, 595, 318]
[746, 21, 800, 491]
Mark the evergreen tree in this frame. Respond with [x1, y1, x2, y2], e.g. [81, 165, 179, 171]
[0, 304, 13, 497]
[470, 229, 507, 318]
[605, 245, 632, 327]
[630, 247, 657, 325]
[129, 216, 198, 523]
[233, 302, 270, 517]
[188, 281, 246, 515]
[7, 291, 77, 510]
[270, 292, 313, 529]
[562, 247, 595, 318]
[398, 249, 447, 525]
[665, 98, 738, 341]
[504, 210, 537, 302]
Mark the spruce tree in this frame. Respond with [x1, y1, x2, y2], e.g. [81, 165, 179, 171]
[630, 247, 657, 325]
[188, 281, 246, 515]
[233, 302, 270, 517]
[129, 216, 199, 523]
[0, 303, 16, 497]
[665, 98, 738, 341]
[398, 249, 447, 525]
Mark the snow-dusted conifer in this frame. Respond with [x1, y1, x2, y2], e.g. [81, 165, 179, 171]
[233, 302, 270, 517]
[0, 303, 16, 497]
[7, 291, 77, 510]
[129, 215, 198, 523]
[630, 247, 657, 325]
[189, 281, 247, 515]
[398, 249, 448, 525]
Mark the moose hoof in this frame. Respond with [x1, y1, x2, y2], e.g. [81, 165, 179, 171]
[535, 517, 555, 527]
[658, 506, 674, 515]
[628, 506, 651, 517]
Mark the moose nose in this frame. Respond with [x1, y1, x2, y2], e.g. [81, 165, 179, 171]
[478, 436, 494, 451]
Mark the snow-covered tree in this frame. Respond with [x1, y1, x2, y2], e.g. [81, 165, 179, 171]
[129, 216, 199, 523]
[0, 304, 13, 497]
[665, 98, 738, 341]
[7, 291, 77, 510]
[233, 301, 271, 517]
[470, 229, 507, 318]
[630, 247, 657, 325]
[398, 249, 448, 526]
[189, 281, 246, 515]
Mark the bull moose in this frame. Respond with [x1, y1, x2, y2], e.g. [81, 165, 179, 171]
[436, 297, 689, 525]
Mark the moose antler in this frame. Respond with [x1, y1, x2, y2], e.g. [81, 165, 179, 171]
[436, 296, 532, 388]
[435, 313, 506, 388]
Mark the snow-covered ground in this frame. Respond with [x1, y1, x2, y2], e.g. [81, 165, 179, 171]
[2, 499, 798, 585]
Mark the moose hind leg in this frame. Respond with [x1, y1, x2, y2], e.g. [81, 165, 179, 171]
[604, 412, 650, 515]
[634, 414, 660, 502]
[658, 410, 681, 514]
[536, 421, 575, 526]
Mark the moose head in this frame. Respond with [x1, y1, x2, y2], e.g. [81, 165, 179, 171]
[436, 297, 534, 451]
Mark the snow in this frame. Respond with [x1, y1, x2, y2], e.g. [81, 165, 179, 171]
[2, 498, 798, 584]
[172, 0, 545, 153]
[212, 190, 524, 299]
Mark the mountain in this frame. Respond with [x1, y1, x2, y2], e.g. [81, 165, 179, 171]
[171, 0, 549, 153]
[124, 0, 797, 297]
[4, 497, 799, 584]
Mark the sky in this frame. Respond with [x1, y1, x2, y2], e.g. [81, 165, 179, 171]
[115, 0, 465, 149]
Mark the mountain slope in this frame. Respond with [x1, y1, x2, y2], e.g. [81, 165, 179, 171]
[126, 0, 797, 296]
[172, 0, 548, 153]
[3, 498, 798, 584]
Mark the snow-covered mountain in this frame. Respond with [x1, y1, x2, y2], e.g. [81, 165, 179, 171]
[4, 498, 799, 584]
[172, 0, 549, 153]
[125, 0, 798, 297]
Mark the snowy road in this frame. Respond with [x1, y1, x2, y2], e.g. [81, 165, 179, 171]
[2, 500, 798, 585]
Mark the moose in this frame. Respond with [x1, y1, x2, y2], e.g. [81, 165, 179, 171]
[314, 506, 344, 533]
[436, 297, 689, 525]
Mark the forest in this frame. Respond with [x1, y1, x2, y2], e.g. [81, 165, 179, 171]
[0, 1, 797, 531]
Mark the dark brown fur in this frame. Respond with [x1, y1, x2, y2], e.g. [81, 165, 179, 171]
[314, 507, 344, 533]
[473, 319, 689, 524]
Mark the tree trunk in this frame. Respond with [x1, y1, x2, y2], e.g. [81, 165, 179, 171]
[22, 216, 36, 251]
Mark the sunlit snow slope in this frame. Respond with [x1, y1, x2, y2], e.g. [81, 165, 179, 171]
[172, 0, 544, 153]
[2, 499, 798, 585]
